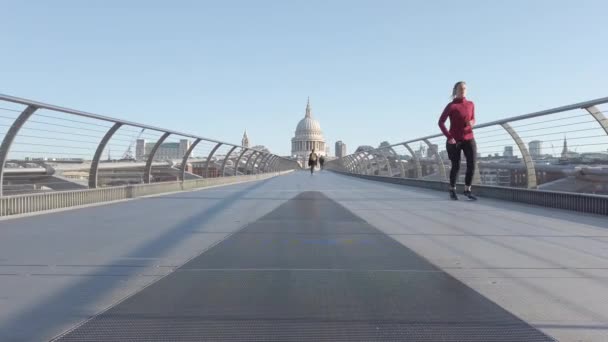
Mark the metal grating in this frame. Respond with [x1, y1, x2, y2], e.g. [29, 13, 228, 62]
[54, 192, 555, 341]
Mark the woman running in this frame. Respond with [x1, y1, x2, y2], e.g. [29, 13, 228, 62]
[438, 81, 477, 201]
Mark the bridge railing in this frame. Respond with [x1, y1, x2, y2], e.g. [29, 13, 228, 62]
[0, 94, 298, 216]
[327, 96, 608, 214]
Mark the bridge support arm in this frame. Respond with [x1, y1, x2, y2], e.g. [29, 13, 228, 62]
[423, 139, 447, 181]
[180, 138, 202, 181]
[144, 132, 171, 184]
[0, 105, 38, 196]
[258, 154, 273, 174]
[219, 145, 238, 177]
[251, 152, 265, 174]
[244, 151, 259, 175]
[233, 148, 249, 176]
[501, 123, 537, 189]
[403, 143, 422, 178]
[378, 149, 393, 176]
[90, 123, 123, 188]
[584, 105, 608, 135]
[204, 143, 223, 178]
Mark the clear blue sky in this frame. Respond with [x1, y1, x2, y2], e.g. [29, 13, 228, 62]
[1, 0, 606, 156]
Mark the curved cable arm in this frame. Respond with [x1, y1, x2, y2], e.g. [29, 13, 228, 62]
[422, 139, 446, 181]
[219, 145, 238, 177]
[179, 138, 202, 181]
[251, 152, 265, 174]
[144, 132, 171, 184]
[90, 123, 123, 188]
[0, 105, 38, 196]
[243, 151, 259, 175]
[501, 123, 537, 188]
[204, 143, 223, 178]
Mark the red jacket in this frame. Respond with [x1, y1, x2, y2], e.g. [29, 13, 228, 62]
[438, 97, 475, 141]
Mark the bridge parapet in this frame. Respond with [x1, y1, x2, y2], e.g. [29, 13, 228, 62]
[0, 94, 298, 216]
[328, 96, 608, 214]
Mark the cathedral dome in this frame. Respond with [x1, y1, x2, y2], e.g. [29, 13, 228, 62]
[291, 98, 327, 160]
[294, 98, 324, 140]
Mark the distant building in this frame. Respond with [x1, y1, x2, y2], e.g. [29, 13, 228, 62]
[191, 161, 220, 178]
[377, 141, 398, 157]
[529, 140, 542, 159]
[136, 139, 146, 161]
[561, 136, 568, 158]
[135, 139, 190, 161]
[335, 141, 347, 158]
[581, 152, 608, 162]
[355, 145, 374, 153]
[242, 130, 250, 148]
[415, 143, 426, 159]
[560, 136, 579, 160]
[479, 168, 512, 187]
[503, 146, 514, 158]
[427, 144, 439, 158]
[251, 145, 270, 154]
[325, 145, 331, 156]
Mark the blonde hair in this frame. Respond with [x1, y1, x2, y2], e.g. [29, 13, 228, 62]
[451, 81, 466, 99]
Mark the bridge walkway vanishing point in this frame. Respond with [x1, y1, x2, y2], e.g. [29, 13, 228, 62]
[1, 171, 608, 341]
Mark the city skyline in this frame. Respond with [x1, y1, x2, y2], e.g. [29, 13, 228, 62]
[2, 1, 607, 156]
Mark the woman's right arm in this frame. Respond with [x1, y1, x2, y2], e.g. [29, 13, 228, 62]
[438, 104, 455, 143]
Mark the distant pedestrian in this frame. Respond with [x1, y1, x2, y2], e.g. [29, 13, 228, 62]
[438, 81, 477, 201]
[308, 149, 318, 174]
[319, 155, 325, 170]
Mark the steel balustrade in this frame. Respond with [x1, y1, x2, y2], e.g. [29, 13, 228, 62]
[0, 93, 299, 197]
[328, 96, 608, 193]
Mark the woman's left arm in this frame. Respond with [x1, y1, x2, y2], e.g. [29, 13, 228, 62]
[467, 102, 476, 127]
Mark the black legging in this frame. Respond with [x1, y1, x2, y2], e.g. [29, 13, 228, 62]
[446, 139, 477, 187]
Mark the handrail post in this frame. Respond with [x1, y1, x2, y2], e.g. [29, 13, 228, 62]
[501, 123, 537, 189]
[273, 157, 281, 172]
[204, 143, 223, 178]
[389, 147, 406, 178]
[268, 155, 279, 173]
[368, 151, 379, 175]
[344, 156, 354, 173]
[258, 154, 273, 174]
[143, 132, 171, 184]
[269, 156, 279, 172]
[179, 138, 201, 181]
[89, 123, 123, 188]
[363, 151, 374, 175]
[0, 105, 37, 196]
[263, 155, 277, 173]
[219, 145, 238, 177]
[390, 147, 406, 178]
[354, 153, 366, 174]
[584, 105, 608, 135]
[233, 148, 249, 176]
[351, 154, 361, 174]
[423, 139, 446, 181]
[251, 152, 265, 174]
[244, 151, 259, 175]
[377, 149, 393, 176]
[403, 143, 421, 178]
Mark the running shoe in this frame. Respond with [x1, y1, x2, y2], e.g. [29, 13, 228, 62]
[449, 189, 459, 200]
[464, 190, 477, 201]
